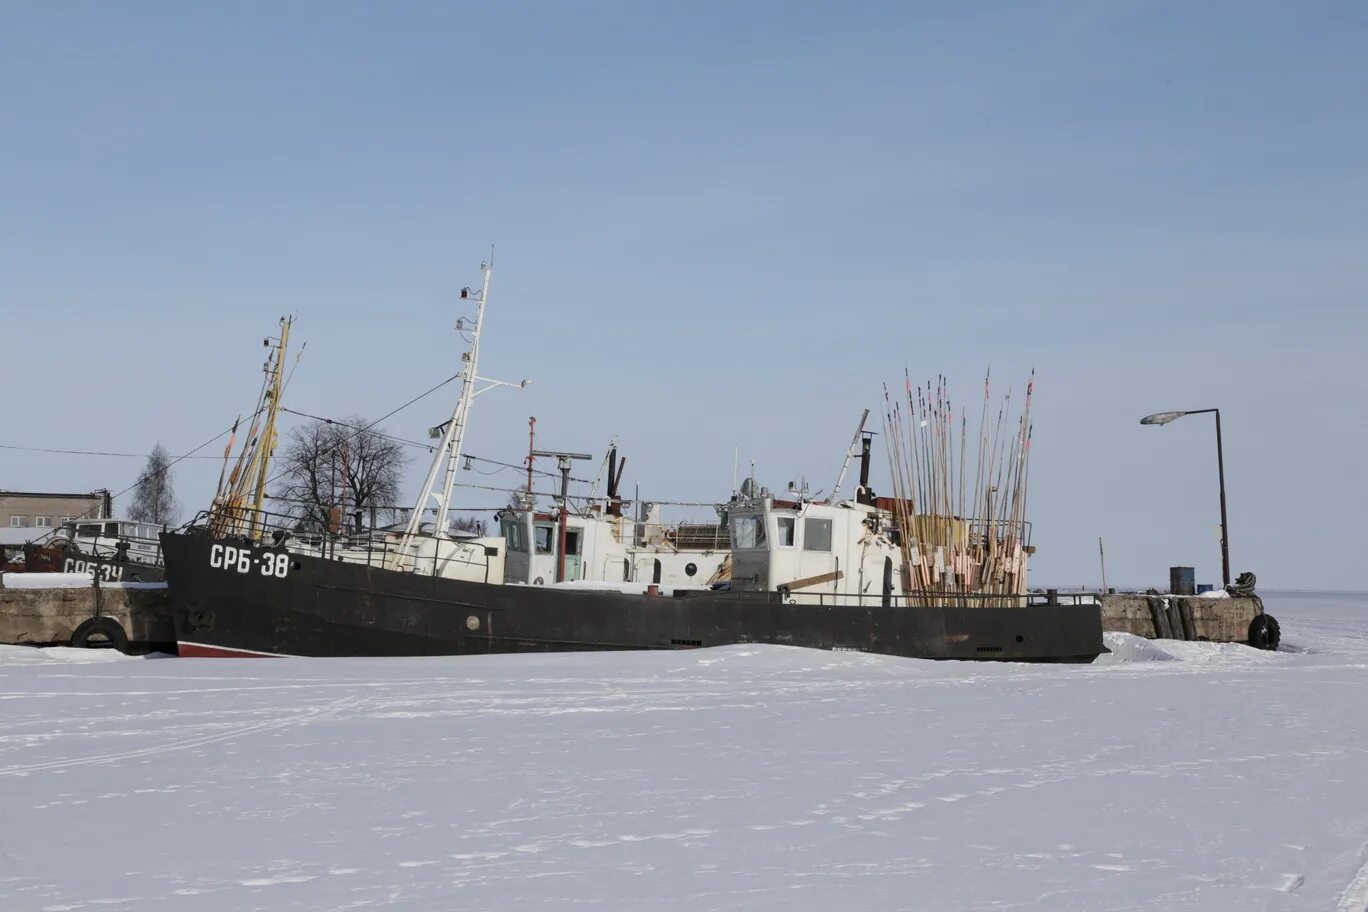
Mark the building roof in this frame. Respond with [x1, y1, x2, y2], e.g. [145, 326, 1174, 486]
[0, 490, 109, 500]
[0, 527, 57, 546]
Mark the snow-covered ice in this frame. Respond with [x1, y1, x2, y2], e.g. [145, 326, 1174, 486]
[2, 591, 1367, 911]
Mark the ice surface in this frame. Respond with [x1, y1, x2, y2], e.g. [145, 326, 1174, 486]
[2, 591, 1367, 911]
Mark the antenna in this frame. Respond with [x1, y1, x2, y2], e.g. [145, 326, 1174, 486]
[530, 448, 593, 583]
[1099, 536, 1108, 593]
[831, 408, 871, 501]
[531, 449, 593, 511]
[525, 417, 537, 504]
[587, 435, 618, 504]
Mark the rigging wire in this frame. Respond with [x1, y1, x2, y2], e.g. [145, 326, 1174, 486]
[256, 371, 463, 494]
[16, 410, 264, 545]
[278, 408, 436, 451]
[275, 406, 592, 483]
[0, 444, 225, 459]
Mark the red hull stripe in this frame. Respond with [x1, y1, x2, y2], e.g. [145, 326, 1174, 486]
[177, 641, 289, 658]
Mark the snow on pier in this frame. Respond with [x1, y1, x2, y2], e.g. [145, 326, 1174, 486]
[2, 592, 1367, 911]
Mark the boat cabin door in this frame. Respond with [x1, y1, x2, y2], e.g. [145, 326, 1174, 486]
[563, 528, 583, 581]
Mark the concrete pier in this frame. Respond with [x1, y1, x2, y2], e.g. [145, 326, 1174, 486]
[1099, 593, 1265, 644]
[0, 581, 174, 651]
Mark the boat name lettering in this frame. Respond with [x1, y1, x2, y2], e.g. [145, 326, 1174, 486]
[63, 558, 123, 582]
[209, 544, 290, 578]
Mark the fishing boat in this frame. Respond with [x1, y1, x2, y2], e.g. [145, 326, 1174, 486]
[159, 262, 1103, 661]
[11, 518, 167, 582]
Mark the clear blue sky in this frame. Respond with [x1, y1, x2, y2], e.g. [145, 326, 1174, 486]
[3, 1, 1365, 589]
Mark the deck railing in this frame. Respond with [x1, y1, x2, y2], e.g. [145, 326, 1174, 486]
[610, 520, 730, 551]
[184, 507, 499, 581]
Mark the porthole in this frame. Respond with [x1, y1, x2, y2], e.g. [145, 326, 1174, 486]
[684, 562, 698, 577]
[466, 615, 480, 631]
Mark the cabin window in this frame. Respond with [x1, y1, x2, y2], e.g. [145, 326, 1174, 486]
[728, 514, 766, 549]
[503, 519, 527, 552]
[77, 523, 102, 537]
[803, 518, 833, 552]
[534, 524, 556, 554]
[775, 516, 795, 547]
[105, 522, 120, 537]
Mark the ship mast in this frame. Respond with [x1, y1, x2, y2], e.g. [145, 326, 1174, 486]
[399, 262, 493, 551]
[249, 316, 290, 539]
[211, 316, 292, 540]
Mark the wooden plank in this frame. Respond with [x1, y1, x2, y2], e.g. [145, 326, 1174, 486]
[781, 570, 844, 591]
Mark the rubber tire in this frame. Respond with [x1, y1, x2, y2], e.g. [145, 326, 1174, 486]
[1247, 614, 1280, 651]
[1263, 614, 1281, 651]
[70, 616, 129, 652]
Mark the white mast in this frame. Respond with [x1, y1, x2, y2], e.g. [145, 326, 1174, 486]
[400, 263, 493, 548]
[397, 260, 529, 562]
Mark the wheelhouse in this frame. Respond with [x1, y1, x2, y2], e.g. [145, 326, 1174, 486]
[498, 507, 728, 588]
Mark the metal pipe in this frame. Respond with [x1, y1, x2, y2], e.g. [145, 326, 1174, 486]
[1214, 409, 1230, 587]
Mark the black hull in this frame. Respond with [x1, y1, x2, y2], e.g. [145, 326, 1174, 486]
[22, 543, 165, 583]
[160, 530, 1104, 662]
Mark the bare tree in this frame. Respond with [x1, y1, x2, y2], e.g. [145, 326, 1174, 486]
[274, 417, 408, 532]
[450, 515, 486, 536]
[129, 443, 180, 525]
[505, 484, 533, 511]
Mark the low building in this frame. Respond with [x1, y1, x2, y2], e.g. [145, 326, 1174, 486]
[0, 490, 111, 537]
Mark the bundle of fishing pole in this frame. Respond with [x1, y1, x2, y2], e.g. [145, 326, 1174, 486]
[880, 370, 1035, 605]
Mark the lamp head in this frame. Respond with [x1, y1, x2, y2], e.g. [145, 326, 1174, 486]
[1141, 411, 1186, 426]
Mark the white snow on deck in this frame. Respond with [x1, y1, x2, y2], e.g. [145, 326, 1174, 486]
[0, 572, 166, 590]
[0, 572, 98, 589]
[2, 591, 1367, 910]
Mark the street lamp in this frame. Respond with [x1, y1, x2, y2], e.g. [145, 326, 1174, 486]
[1139, 408, 1230, 586]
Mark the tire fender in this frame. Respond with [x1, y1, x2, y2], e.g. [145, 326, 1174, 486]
[70, 616, 130, 653]
[1247, 614, 1281, 651]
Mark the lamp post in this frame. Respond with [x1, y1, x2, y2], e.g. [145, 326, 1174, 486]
[1139, 409, 1230, 587]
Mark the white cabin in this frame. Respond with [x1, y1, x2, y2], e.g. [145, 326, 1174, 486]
[58, 518, 166, 566]
[725, 489, 905, 604]
[499, 507, 728, 588]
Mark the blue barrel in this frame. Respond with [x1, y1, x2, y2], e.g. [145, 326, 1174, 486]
[1169, 566, 1196, 595]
